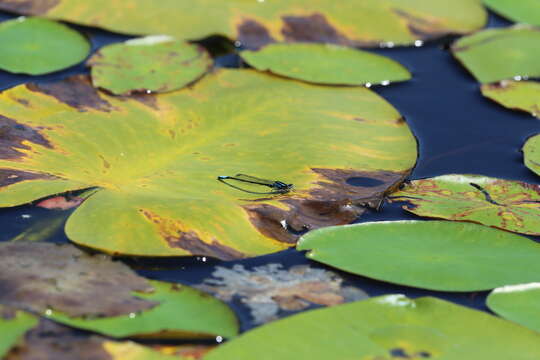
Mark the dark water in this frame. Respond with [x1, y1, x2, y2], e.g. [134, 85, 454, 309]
[0, 10, 538, 334]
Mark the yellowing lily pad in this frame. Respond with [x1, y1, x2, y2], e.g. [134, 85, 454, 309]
[487, 283, 540, 333]
[452, 26, 540, 83]
[0, 17, 90, 75]
[240, 43, 411, 86]
[88, 36, 212, 95]
[523, 134, 540, 176]
[390, 174, 540, 235]
[205, 295, 540, 360]
[0, 70, 416, 260]
[482, 80, 540, 118]
[0, 306, 38, 359]
[0, 0, 487, 48]
[483, 0, 540, 26]
[298, 220, 540, 291]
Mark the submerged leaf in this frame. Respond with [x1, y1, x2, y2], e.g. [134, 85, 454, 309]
[452, 26, 540, 83]
[0, 71, 416, 259]
[0, 306, 37, 359]
[0, 242, 157, 317]
[481, 80, 540, 118]
[298, 221, 540, 291]
[390, 174, 540, 235]
[240, 43, 411, 86]
[88, 36, 212, 95]
[487, 283, 540, 333]
[196, 264, 368, 324]
[0, 0, 487, 48]
[483, 0, 540, 26]
[205, 295, 540, 359]
[523, 134, 540, 176]
[0, 17, 90, 75]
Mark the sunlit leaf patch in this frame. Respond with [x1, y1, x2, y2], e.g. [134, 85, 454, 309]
[0, 17, 90, 75]
[88, 36, 212, 95]
[390, 174, 540, 235]
[487, 283, 540, 333]
[205, 295, 540, 360]
[483, 0, 540, 26]
[481, 80, 540, 119]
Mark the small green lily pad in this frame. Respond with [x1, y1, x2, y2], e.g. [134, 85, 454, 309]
[88, 36, 212, 95]
[205, 295, 540, 359]
[240, 43, 411, 86]
[0, 306, 38, 359]
[483, 0, 540, 26]
[390, 174, 540, 235]
[297, 220, 540, 291]
[487, 283, 540, 333]
[523, 134, 540, 176]
[482, 80, 540, 118]
[0, 17, 90, 75]
[452, 26, 540, 83]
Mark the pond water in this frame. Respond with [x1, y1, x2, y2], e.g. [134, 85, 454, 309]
[0, 10, 538, 334]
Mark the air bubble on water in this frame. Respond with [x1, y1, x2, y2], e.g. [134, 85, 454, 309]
[414, 40, 424, 47]
[380, 41, 395, 48]
[21, 214, 31, 219]
[234, 41, 242, 47]
[365, 82, 372, 88]
[381, 80, 391, 86]
[216, 336, 224, 343]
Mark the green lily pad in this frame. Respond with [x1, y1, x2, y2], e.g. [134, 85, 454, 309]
[205, 295, 540, 359]
[298, 220, 540, 291]
[390, 174, 540, 235]
[483, 0, 540, 26]
[523, 134, 540, 176]
[0, 306, 38, 358]
[481, 80, 540, 118]
[88, 36, 212, 95]
[0, 17, 90, 75]
[240, 43, 411, 86]
[0, 0, 487, 49]
[0, 70, 416, 260]
[452, 26, 540, 83]
[49, 280, 239, 339]
[487, 283, 540, 333]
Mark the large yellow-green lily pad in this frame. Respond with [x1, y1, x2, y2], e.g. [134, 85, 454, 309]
[483, 0, 540, 26]
[523, 134, 540, 176]
[482, 80, 540, 119]
[0, 70, 417, 259]
[390, 174, 540, 235]
[240, 43, 411, 86]
[205, 295, 540, 360]
[0, 0, 487, 49]
[452, 26, 540, 83]
[487, 283, 540, 333]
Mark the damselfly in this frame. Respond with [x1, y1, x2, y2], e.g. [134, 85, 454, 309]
[217, 174, 293, 195]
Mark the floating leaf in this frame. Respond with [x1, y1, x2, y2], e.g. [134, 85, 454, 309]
[240, 43, 410, 86]
[0, 71, 416, 259]
[205, 295, 540, 359]
[483, 0, 540, 26]
[0, 17, 90, 75]
[88, 36, 212, 95]
[0, 242, 157, 317]
[196, 264, 368, 324]
[481, 80, 540, 118]
[298, 221, 540, 291]
[49, 280, 239, 339]
[523, 134, 540, 176]
[487, 283, 540, 333]
[390, 174, 540, 235]
[0, 0, 487, 49]
[0, 306, 38, 358]
[452, 26, 540, 83]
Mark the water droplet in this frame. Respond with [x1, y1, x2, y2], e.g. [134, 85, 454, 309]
[145, 90, 152, 94]
[21, 214, 31, 219]
[129, 312, 136, 319]
[414, 40, 424, 47]
[381, 80, 391, 86]
[279, 219, 287, 229]
[202, 256, 207, 262]
[365, 83, 372, 88]
[513, 75, 523, 81]
[257, 0, 265, 3]
[45, 309, 53, 316]
[380, 41, 395, 48]
[216, 336, 224, 343]
[234, 41, 242, 47]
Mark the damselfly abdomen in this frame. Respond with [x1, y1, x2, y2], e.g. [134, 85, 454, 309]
[217, 174, 293, 195]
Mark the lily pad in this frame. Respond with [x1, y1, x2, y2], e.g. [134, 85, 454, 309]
[0, 306, 38, 359]
[483, 0, 540, 26]
[298, 220, 540, 291]
[88, 36, 212, 95]
[0, 70, 416, 259]
[487, 283, 540, 333]
[390, 174, 540, 235]
[481, 80, 540, 118]
[49, 280, 239, 339]
[523, 134, 540, 176]
[0, 17, 90, 75]
[0, 0, 487, 49]
[240, 43, 411, 86]
[205, 295, 540, 359]
[452, 26, 540, 83]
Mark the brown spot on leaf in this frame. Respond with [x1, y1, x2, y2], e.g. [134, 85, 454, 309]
[0, 242, 157, 318]
[0, 115, 52, 160]
[281, 13, 351, 46]
[0, 0, 59, 15]
[36, 195, 84, 210]
[393, 9, 447, 41]
[237, 19, 276, 49]
[0, 169, 56, 187]
[27, 75, 112, 112]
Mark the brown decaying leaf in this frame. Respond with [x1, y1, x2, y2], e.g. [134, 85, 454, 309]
[36, 195, 83, 210]
[0, 242, 157, 317]
[196, 264, 368, 324]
